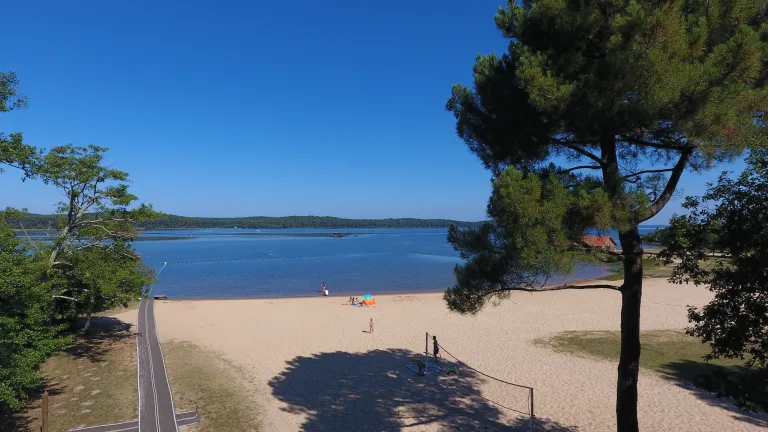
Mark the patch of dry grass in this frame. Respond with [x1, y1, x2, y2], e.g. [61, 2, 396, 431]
[12, 316, 138, 432]
[163, 341, 261, 432]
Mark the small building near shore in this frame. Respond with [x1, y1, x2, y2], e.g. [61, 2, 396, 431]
[581, 235, 618, 252]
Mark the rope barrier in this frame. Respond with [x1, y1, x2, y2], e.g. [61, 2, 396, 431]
[428, 333, 533, 390]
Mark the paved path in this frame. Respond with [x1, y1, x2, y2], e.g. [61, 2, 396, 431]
[69, 410, 199, 432]
[137, 299, 178, 432]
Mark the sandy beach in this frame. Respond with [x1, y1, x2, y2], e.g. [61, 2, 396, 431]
[119, 280, 768, 431]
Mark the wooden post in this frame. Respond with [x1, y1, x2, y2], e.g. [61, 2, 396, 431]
[529, 387, 535, 432]
[41, 391, 49, 432]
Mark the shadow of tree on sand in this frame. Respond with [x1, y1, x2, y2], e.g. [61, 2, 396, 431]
[269, 348, 579, 431]
[64, 316, 133, 362]
[660, 360, 768, 428]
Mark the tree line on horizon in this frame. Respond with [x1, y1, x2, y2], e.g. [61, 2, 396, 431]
[8, 213, 484, 230]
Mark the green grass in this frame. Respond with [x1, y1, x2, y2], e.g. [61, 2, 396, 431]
[606, 255, 728, 281]
[536, 330, 741, 385]
[605, 257, 673, 280]
[163, 341, 261, 432]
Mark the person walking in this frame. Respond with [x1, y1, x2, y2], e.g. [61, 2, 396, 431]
[432, 335, 441, 362]
[369, 318, 374, 334]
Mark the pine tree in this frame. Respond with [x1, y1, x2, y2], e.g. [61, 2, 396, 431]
[446, 2, 768, 430]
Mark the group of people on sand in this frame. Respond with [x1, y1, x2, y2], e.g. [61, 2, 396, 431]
[348, 296, 360, 304]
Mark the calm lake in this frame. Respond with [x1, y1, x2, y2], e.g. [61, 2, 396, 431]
[132, 227, 663, 299]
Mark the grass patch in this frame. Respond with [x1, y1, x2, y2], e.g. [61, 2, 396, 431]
[163, 341, 261, 432]
[536, 330, 742, 385]
[605, 257, 673, 280]
[606, 255, 728, 281]
[8, 316, 138, 432]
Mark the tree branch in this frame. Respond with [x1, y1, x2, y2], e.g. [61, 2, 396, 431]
[638, 148, 693, 222]
[561, 143, 605, 165]
[73, 218, 128, 228]
[620, 136, 690, 151]
[530, 283, 622, 292]
[486, 283, 622, 295]
[622, 167, 676, 179]
[559, 165, 602, 174]
[17, 222, 41, 252]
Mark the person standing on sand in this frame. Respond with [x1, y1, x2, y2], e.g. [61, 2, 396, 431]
[433, 335, 440, 362]
[369, 318, 374, 333]
[321, 282, 326, 295]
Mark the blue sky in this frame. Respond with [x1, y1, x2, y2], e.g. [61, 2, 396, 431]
[0, 0, 745, 223]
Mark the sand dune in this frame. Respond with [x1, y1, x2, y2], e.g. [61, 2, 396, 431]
[145, 279, 768, 431]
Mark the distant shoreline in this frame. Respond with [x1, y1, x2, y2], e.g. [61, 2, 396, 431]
[8, 214, 486, 230]
[148, 275, 622, 302]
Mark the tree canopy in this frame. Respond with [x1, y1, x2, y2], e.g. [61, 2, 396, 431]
[445, 2, 767, 430]
[0, 72, 37, 177]
[0, 210, 70, 411]
[659, 146, 768, 412]
[30, 144, 158, 330]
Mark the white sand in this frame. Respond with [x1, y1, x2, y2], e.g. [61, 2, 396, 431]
[144, 280, 768, 431]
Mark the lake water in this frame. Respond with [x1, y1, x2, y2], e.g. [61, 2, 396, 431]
[133, 227, 663, 299]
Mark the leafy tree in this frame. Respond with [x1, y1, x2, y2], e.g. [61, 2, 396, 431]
[659, 146, 768, 412]
[445, 2, 767, 430]
[50, 245, 155, 331]
[29, 144, 157, 329]
[0, 72, 38, 176]
[33, 144, 156, 266]
[0, 210, 69, 412]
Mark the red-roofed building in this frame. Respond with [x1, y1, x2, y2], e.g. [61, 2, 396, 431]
[582, 235, 618, 252]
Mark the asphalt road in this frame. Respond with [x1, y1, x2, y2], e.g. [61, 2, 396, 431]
[137, 299, 178, 432]
[69, 410, 198, 432]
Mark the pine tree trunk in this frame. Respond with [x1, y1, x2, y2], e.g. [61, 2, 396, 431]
[616, 226, 643, 432]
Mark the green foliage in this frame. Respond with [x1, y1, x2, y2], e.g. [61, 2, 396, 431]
[640, 228, 669, 244]
[48, 246, 155, 325]
[447, 0, 767, 216]
[0, 213, 70, 411]
[8, 213, 482, 230]
[659, 146, 768, 412]
[31, 144, 156, 257]
[0, 71, 38, 177]
[445, 1, 768, 309]
[445, 168, 603, 313]
[30, 144, 158, 324]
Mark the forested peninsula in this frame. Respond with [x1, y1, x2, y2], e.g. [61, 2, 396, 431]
[10, 213, 483, 230]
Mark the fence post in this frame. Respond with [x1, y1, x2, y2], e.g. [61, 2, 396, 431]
[41, 391, 49, 432]
[529, 387, 534, 432]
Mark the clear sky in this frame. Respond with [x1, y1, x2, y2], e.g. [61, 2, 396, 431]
[0, 0, 745, 223]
